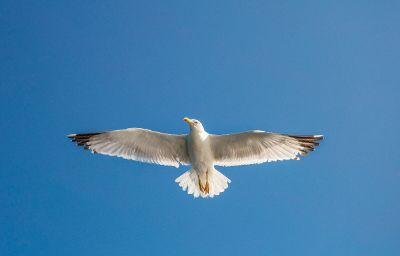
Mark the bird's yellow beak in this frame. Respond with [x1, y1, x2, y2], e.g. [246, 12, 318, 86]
[183, 117, 194, 125]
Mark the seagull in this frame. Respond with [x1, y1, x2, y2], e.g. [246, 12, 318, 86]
[68, 118, 323, 198]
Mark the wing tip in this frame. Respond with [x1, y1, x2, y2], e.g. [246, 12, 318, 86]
[286, 134, 324, 159]
[288, 134, 324, 142]
[314, 135, 324, 140]
[67, 132, 103, 150]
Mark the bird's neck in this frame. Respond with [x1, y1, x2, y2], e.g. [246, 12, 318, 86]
[190, 130, 209, 141]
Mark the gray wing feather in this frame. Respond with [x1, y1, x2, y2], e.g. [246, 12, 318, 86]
[68, 128, 190, 167]
[210, 130, 323, 167]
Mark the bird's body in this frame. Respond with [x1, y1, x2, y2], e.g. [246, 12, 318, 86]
[184, 129, 224, 195]
[187, 130, 212, 172]
[68, 118, 323, 198]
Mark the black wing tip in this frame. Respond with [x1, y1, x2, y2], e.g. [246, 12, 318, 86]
[314, 135, 324, 141]
[67, 132, 102, 139]
[67, 134, 76, 138]
[67, 132, 103, 151]
[288, 134, 324, 140]
[287, 134, 324, 157]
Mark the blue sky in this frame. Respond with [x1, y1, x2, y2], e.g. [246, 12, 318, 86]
[1, 1, 399, 255]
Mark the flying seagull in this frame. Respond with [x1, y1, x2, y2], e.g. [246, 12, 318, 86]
[68, 118, 323, 198]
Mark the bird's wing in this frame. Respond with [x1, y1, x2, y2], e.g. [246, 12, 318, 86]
[210, 131, 323, 166]
[68, 128, 190, 167]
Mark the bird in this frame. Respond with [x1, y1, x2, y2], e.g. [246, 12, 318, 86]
[68, 117, 323, 198]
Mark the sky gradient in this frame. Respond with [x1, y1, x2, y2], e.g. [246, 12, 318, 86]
[1, 1, 399, 255]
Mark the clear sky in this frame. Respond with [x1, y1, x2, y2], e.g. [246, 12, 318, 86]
[1, 1, 399, 255]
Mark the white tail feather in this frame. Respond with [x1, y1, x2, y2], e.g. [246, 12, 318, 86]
[175, 168, 231, 198]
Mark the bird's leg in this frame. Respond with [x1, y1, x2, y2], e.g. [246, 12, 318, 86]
[198, 174, 205, 193]
[204, 171, 210, 194]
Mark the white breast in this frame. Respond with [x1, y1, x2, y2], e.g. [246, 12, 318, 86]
[187, 131, 213, 172]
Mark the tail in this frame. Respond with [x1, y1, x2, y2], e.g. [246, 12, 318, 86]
[175, 168, 231, 198]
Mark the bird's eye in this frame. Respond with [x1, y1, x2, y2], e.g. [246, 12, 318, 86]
[194, 121, 198, 124]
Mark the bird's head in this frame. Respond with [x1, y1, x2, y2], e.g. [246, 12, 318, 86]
[183, 117, 205, 132]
